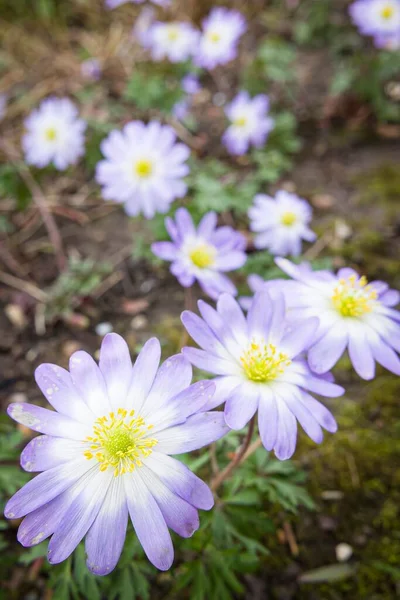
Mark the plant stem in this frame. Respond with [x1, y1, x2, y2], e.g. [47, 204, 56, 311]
[211, 417, 256, 492]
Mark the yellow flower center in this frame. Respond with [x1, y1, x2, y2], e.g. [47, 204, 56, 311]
[167, 26, 179, 41]
[45, 127, 57, 141]
[207, 31, 221, 43]
[134, 159, 153, 179]
[240, 341, 291, 383]
[332, 275, 378, 318]
[381, 5, 394, 19]
[233, 116, 247, 127]
[84, 408, 157, 477]
[189, 243, 216, 269]
[281, 211, 297, 226]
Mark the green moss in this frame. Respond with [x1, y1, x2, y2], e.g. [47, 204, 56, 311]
[353, 164, 400, 206]
[296, 376, 400, 599]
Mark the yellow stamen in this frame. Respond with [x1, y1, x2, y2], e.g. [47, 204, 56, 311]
[281, 211, 297, 226]
[332, 274, 378, 317]
[381, 5, 394, 19]
[45, 127, 57, 141]
[207, 31, 221, 43]
[167, 26, 179, 41]
[189, 243, 216, 269]
[233, 116, 247, 127]
[134, 159, 153, 179]
[83, 409, 157, 477]
[240, 340, 291, 383]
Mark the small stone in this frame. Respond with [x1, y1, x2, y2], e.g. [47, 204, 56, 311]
[336, 543, 353, 562]
[311, 194, 335, 209]
[8, 392, 28, 404]
[334, 219, 352, 240]
[321, 490, 344, 501]
[62, 340, 82, 358]
[131, 315, 148, 330]
[5, 304, 27, 330]
[95, 322, 113, 336]
[318, 515, 337, 531]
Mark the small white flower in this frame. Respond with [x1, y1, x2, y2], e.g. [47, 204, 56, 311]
[248, 190, 316, 256]
[223, 91, 274, 155]
[195, 8, 246, 70]
[144, 21, 199, 63]
[22, 98, 86, 171]
[96, 120, 190, 218]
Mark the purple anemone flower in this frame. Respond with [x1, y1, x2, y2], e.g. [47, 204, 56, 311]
[5, 334, 228, 574]
[195, 7, 246, 70]
[151, 208, 247, 301]
[181, 74, 201, 95]
[222, 92, 275, 156]
[248, 190, 316, 256]
[276, 258, 400, 380]
[95, 121, 190, 219]
[349, 0, 400, 43]
[181, 291, 343, 460]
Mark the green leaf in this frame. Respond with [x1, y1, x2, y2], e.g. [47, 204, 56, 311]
[299, 563, 355, 583]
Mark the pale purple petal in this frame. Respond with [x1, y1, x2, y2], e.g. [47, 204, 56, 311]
[141, 354, 192, 419]
[85, 477, 128, 576]
[258, 388, 278, 451]
[155, 412, 230, 454]
[126, 337, 161, 413]
[274, 399, 298, 460]
[145, 452, 213, 510]
[7, 403, 90, 440]
[283, 387, 323, 444]
[224, 383, 258, 430]
[139, 467, 199, 538]
[299, 391, 338, 433]
[348, 327, 376, 380]
[308, 329, 348, 374]
[34, 364, 94, 424]
[99, 334, 132, 409]
[124, 472, 174, 571]
[48, 470, 112, 564]
[69, 351, 111, 416]
[20, 436, 82, 472]
[281, 317, 319, 357]
[4, 459, 90, 519]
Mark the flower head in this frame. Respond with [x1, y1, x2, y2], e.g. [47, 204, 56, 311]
[182, 74, 201, 95]
[248, 190, 316, 256]
[143, 21, 199, 63]
[181, 292, 342, 460]
[222, 91, 275, 155]
[276, 258, 400, 380]
[81, 58, 101, 81]
[152, 208, 247, 300]
[22, 97, 86, 171]
[96, 121, 190, 218]
[349, 0, 400, 43]
[5, 334, 228, 574]
[195, 8, 246, 69]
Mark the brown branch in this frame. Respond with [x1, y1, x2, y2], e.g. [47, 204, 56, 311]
[211, 417, 256, 492]
[0, 270, 48, 303]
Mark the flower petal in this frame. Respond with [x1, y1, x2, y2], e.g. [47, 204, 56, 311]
[139, 467, 199, 538]
[155, 412, 230, 454]
[308, 329, 348, 374]
[34, 364, 95, 424]
[347, 325, 375, 380]
[85, 477, 128, 576]
[145, 453, 213, 510]
[282, 386, 323, 444]
[274, 399, 298, 460]
[99, 333, 132, 409]
[126, 337, 161, 413]
[258, 388, 278, 451]
[141, 354, 192, 419]
[281, 317, 319, 357]
[48, 469, 112, 564]
[182, 347, 238, 375]
[20, 435, 83, 472]
[124, 471, 174, 571]
[69, 351, 111, 416]
[5, 459, 90, 519]
[224, 383, 258, 430]
[299, 391, 337, 433]
[7, 403, 91, 440]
